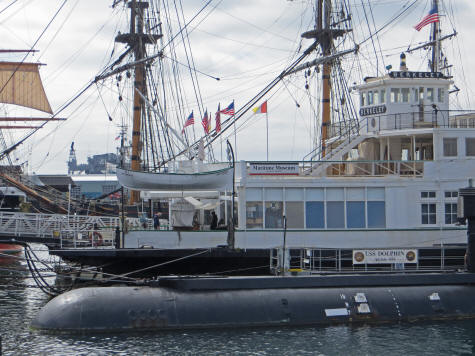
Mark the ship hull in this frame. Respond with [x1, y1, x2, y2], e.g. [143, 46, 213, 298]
[0, 243, 22, 254]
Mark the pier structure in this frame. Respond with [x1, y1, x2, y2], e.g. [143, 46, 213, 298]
[0, 211, 124, 247]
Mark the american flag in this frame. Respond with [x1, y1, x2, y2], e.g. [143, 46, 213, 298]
[220, 101, 235, 116]
[202, 111, 210, 134]
[182, 111, 194, 133]
[215, 104, 221, 133]
[414, 5, 439, 32]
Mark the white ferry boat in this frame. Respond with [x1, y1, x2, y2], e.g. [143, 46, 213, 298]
[120, 0, 470, 254]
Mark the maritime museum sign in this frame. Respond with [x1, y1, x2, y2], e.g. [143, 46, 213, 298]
[249, 163, 299, 175]
[353, 249, 418, 264]
[389, 71, 444, 79]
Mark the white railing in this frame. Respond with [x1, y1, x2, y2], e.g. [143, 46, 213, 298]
[271, 247, 465, 274]
[0, 212, 152, 248]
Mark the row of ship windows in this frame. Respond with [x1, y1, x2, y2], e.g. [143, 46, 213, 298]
[244, 189, 459, 229]
[421, 190, 458, 225]
[245, 201, 385, 229]
[360, 87, 445, 106]
[421, 191, 458, 199]
[245, 200, 459, 228]
[443, 138, 475, 157]
[421, 203, 457, 225]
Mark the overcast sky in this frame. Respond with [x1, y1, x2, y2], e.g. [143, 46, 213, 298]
[1, 0, 474, 174]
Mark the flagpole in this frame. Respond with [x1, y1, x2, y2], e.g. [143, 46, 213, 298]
[233, 100, 237, 160]
[266, 111, 269, 161]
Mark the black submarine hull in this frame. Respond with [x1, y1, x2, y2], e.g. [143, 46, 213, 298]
[32, 273, 475, 333]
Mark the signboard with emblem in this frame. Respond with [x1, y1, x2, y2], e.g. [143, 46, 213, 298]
[353, 249, 418, 264]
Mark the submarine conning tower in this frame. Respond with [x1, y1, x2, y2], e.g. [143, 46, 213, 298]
[458, 179, 475, 272]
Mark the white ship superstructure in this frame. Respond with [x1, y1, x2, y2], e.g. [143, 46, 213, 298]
[121, 0, 471, 252]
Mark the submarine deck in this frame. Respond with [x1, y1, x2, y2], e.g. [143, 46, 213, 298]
[155, 271, 475, 291]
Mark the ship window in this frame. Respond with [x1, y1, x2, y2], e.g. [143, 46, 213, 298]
[390, 88, 400, 103]
[306, 201, 324, 228]
[445, 203, 457, 224]
[246, 188, 262, 201]
[285, 201, 304, 228]
[421, 203, 436, 224]
[421, 191, 436, 198]
[466, 138, 475, 156]
[265, 188, 283, 201]
[368, 91, 374, 105]
[412, 88, 418, 102]
[285, 188, 304, 228]
[327, 188, 344, 200]
[373, 91, 379, 104]
[444, 191, 458, 198]
[401, 88, 410, 102]
[443, 138, 457, 157]
[427, 88, 434, 102]
[367, 188, 385, 200]
[438, 88, 444, 103]
[346, 201, 365, 228]
[265, 202, 283, 228]
[380, 89, 386, 104]
[360, 92, 366, 106]
[346, 188, 364, 201]
[306, 188, 324, 200]
[367, 201, 386, 228]
[326, 201, 344, 228]
[285, 188, 303, 201]
[246, 202, 263, 229]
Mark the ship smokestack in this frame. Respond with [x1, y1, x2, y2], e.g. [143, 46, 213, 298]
[400, 53, 407, 71]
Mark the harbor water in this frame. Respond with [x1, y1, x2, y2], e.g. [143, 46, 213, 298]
[2, 245, 475, 355]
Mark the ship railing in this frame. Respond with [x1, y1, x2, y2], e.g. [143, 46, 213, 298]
[310, 109, 475, 164]
[0, 211, 142, 245]
[355, 109, 475, 134]
[303, 119, 365, 163]
[56, 228, 116, 249]
[270, 247, 465, 275]
[298, 159, 423, 177]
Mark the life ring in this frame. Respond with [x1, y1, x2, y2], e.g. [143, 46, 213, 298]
[90, 231, 103, 246]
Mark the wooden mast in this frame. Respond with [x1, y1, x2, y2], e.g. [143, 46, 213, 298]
[115, 1, 160, 204]
[302, 0, 347, 158]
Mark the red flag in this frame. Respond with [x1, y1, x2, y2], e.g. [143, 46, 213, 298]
[215, 104, 221, 133]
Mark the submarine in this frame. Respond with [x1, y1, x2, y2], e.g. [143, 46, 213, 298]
[31, 183, 475, 333]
